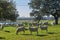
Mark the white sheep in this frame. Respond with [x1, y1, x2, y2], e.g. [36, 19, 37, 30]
[29, 23, 38, 35]
[29, 27, 38, 35]
[0, 24, 5, 30]
[50, 21, 56, 25]
[40, 25, 48, 32]
[16, 25, 25, 35]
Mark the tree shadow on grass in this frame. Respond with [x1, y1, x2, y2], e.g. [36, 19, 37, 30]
[22, 34, 32, 36]
[25, 28, 29, 30]
[4, 30, 10, 33]
[48, 32, 57, 34]
[37, 34, 48, 37]
[22, 34, 48, 37]
[0, 37, 5, 39]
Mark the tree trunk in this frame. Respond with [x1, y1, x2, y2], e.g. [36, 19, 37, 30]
[54, 17, 58, 25]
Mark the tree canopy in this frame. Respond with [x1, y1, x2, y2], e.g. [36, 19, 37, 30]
[0, 0, 19, 21]
[29, 0, 60, 24]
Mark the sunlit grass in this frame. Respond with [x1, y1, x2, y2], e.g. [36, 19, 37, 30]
[0, 20, 60, 40]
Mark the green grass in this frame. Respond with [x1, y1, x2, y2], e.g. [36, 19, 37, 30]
[0, 20, 60, 40]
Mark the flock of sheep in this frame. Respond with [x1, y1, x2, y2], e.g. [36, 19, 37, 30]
[0, 21, 55, 35]
[16, 22, 49, 35]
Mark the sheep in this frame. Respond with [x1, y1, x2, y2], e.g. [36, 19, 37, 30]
[29, 27, 38, 35]
[29, 23, 38, 35]
[40, 25, 48, 32]
[16, 24, 25, 35]
[0, 24, 5, 30]
[50, 21, 56, 25]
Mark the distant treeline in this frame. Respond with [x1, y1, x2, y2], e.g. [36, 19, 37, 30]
[17, 17, 55, 20]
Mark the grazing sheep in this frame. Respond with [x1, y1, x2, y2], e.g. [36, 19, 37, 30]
[29, 23, 38, 35]
[50, 22, 56, 25]
[40, 25, 48, 32]
[16, 25, 25, 35]
[29, 27, 38, 35]
[0, 24, 5, 30]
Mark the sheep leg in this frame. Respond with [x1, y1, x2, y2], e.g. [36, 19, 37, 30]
[41, 29, 42, 33]
[37, 31, 38, 35]
[23, 30, 25, 34]
[2, 26, 4, 30]
[16, 31, 18, 35]
[46, 29, 48, 33]
[16, 30, 19, 35]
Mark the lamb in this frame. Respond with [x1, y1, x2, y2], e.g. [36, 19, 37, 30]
[16, 24, 25, 35]
[29, 23, 38, 35]
[40, 25, 48, 32]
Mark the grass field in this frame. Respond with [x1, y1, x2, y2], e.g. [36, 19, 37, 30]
[0, 20, 60, 40]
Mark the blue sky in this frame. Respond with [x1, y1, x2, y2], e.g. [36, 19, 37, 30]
[14, 0, 32, 17]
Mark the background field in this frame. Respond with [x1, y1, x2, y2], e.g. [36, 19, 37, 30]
[0, 20, 60, 40]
